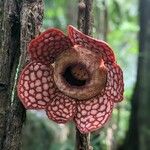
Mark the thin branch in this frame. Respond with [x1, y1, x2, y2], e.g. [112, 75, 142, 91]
[76, 0, 93, 150]
[78, 0, 93, 36]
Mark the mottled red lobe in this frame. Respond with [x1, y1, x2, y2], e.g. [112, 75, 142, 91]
[103, 63, 124, 102]
[17, 61, 56, 109]
[17, 25, 124, 133]
[75, 95, 114, 133]
[46, 91, 76, 124]
[68, 25, 116, 63]
[29, 28, 73, 63]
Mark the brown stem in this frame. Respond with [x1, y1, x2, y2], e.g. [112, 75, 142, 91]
[76, 128, 93, 150]
[78, 0, 93, 36]
[102, 0, 108, 41]
[76, 0, 93, 150]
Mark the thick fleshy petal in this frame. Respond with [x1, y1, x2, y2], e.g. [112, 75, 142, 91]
[46, 91, 76, 124]
[75, 96, 114, 133]
[17, 61, 56, 109]
[29, 28, 73, 63]
[103, 63, 124, 102]
[68, 25, 115, 63]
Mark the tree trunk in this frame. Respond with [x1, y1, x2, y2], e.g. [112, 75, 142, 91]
[119, 0, 150, 150]
[0, 0, 17, 148]
[0, 0, 44, 149]
[138, 0, 150, 149]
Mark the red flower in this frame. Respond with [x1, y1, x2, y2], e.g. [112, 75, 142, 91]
[17, 26, 124, 133]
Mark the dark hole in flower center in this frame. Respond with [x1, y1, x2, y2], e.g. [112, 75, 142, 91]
[63, 64, 89, 86]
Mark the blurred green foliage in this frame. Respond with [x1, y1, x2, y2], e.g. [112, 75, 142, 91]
[22, 0, 138, 149]
[22, 112, 76, 150]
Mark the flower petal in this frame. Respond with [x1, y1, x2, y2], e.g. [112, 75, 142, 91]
[103, 63, 124, 102]
[46, 91, 76, 124]
[29, 28, 73, 63]
[68, 25, 115, 63]
[75, 96, 114, 133]
[17, 61, 56, 109]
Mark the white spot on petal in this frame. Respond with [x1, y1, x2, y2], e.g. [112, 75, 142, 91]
[106, 102, 111, 113]
[43, 97, 50, 102]
[96, 112, 105, 117]
[114, 74, 118, 81]
[52, 106, 58, 111]
[63, 108, 69, 114]
[29, 89, 35, 95]
[36, 93, 42, 100]
[24, 70, 29, 75]
[30, 82, 34, 88]
[37, 70, 43, 78]
[24, 81, 29, 90]
[35, 79, 41, 86]
[36, 86, 42, 92]
[92, 104, 99, 110]
[27, 102, 31, 106]
[43, 84, 49, 90]
[44, 33, 50, 38]
[30, 72, 36, 81]
[28, 96, 36, 102]
[91, 110, 97, 115]
[80, 123, 85, 128]
[34, 65, 39, 71]
[93, 121, 100, 126]
[77, 113, 81, 118]
[20, 87, 24, 92]
[100, 105, 106, 111]
[24, 91, 28, 97]
[43, 91, 49, 96]
[85, 105, 91, 111]
[97, 117, 103, 122]
[81, 117, 86, 122]
[24, 76, 30, 81]
[113, 91, 117, 96]
[101, 114, 109, 124]
[99, 97, 103, 103]
[81, 110, 86, 116]
[42, 77, 47, 83]
[114, 82, 117, 90]
[43, 71, 49, 77]
[89, 117, 95, 122]
[49, 82, 53, 88]
[59, 104, 64, 109]
[38, 100, 46, 106]
[86, 123, 92, 128]
[32, 104, 38, 107]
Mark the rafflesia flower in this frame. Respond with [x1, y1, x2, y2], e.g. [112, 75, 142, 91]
[17, 25, 124, 133]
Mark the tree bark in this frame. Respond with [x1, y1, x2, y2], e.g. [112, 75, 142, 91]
[119, 0, 150, 150]
[75, 0, 93, 150]
[0, 0, 16, 148]
[0, 0, 44, 149]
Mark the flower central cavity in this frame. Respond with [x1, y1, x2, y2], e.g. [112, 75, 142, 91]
[63, 63, 89, 87]
[54, 45, 107, 100]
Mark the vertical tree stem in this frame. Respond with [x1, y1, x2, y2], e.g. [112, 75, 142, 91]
[78, 0, 93, 36]
[76, 128, 92, 150]
[76, 0, 93, 150]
